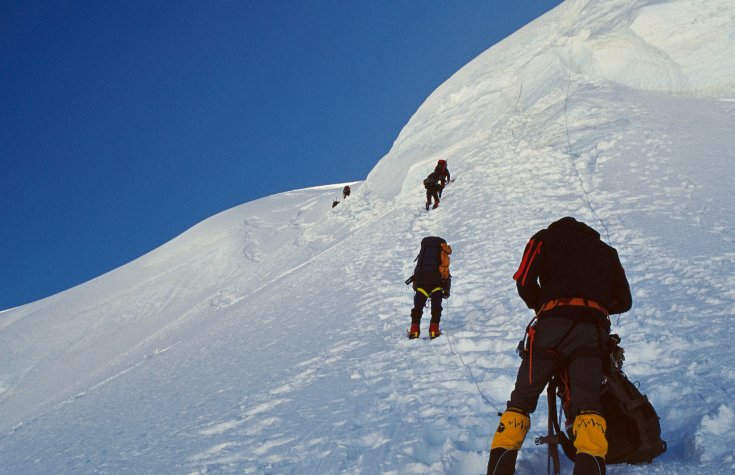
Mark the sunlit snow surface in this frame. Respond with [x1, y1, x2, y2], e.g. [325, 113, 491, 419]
[2, 0, 734, 473]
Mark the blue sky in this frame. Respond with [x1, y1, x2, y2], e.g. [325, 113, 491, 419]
[1, 1, 561, 310]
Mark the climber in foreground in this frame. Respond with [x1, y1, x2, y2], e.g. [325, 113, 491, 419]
[404, 236, 452, 339]
[487, 217, 632, 475]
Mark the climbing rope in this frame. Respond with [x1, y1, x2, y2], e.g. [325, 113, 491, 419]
[443, 301, 503, 414]
[561, 3, 613, 246]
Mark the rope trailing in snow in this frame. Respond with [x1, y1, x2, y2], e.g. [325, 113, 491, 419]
[445, 333, 499, 411]
[561, 3, 613, 246]
[514, 83, 523, 113]
[443, 302, 503, 413]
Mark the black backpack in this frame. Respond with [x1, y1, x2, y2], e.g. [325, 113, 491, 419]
[423, 173, 438, 190]
[405, 236, 447, 287]
[414, 236, 445, 275]
[538, 334, 666, 472]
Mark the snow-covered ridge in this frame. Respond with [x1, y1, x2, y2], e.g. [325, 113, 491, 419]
[366, 0, 735, 203]
[1, 1, 734, 473]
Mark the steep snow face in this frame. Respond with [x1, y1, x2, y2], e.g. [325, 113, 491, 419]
[569, 0, 735, 94]
[365, 0, 735, 202]
[627, 0, 735, 93]
[2, 0, 735, 473]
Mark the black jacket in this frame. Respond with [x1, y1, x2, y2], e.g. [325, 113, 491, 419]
[423, 173, 442, 191]
[513, 217, 632, 315]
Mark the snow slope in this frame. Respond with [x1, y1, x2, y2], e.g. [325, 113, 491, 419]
[2, 0, 735, 473]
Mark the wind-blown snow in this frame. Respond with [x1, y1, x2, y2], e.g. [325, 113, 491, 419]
[2, 0, 734, 473]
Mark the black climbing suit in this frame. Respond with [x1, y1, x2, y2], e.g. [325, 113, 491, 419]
[424, 173, 441, 209]
[509, 217, 632, 416]
[410, 237, 451, 325]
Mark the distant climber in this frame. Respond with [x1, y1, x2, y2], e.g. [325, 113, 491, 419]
[434, 159, 451, 197]
[423, 172, 441, 211]
[404, 236, 452, 339]
[343, 185, 351, 199]
[487, 217, 632, 475]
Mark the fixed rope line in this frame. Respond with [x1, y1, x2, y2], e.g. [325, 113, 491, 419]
[443, 301, 503, 413]
[514, 82, 523, 113]
[512, 82, 524, 137]
[445, 333, 499, 411]
[561, 3, 613, 247]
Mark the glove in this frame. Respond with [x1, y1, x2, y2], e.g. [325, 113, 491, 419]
[443, 288, 450, 299]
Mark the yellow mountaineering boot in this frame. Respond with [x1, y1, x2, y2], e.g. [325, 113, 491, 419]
[487, 408, 530, 474]
[572, 411, 607, 475]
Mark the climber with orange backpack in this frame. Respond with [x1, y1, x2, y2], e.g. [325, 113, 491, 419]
[404, 236, 452, 339]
